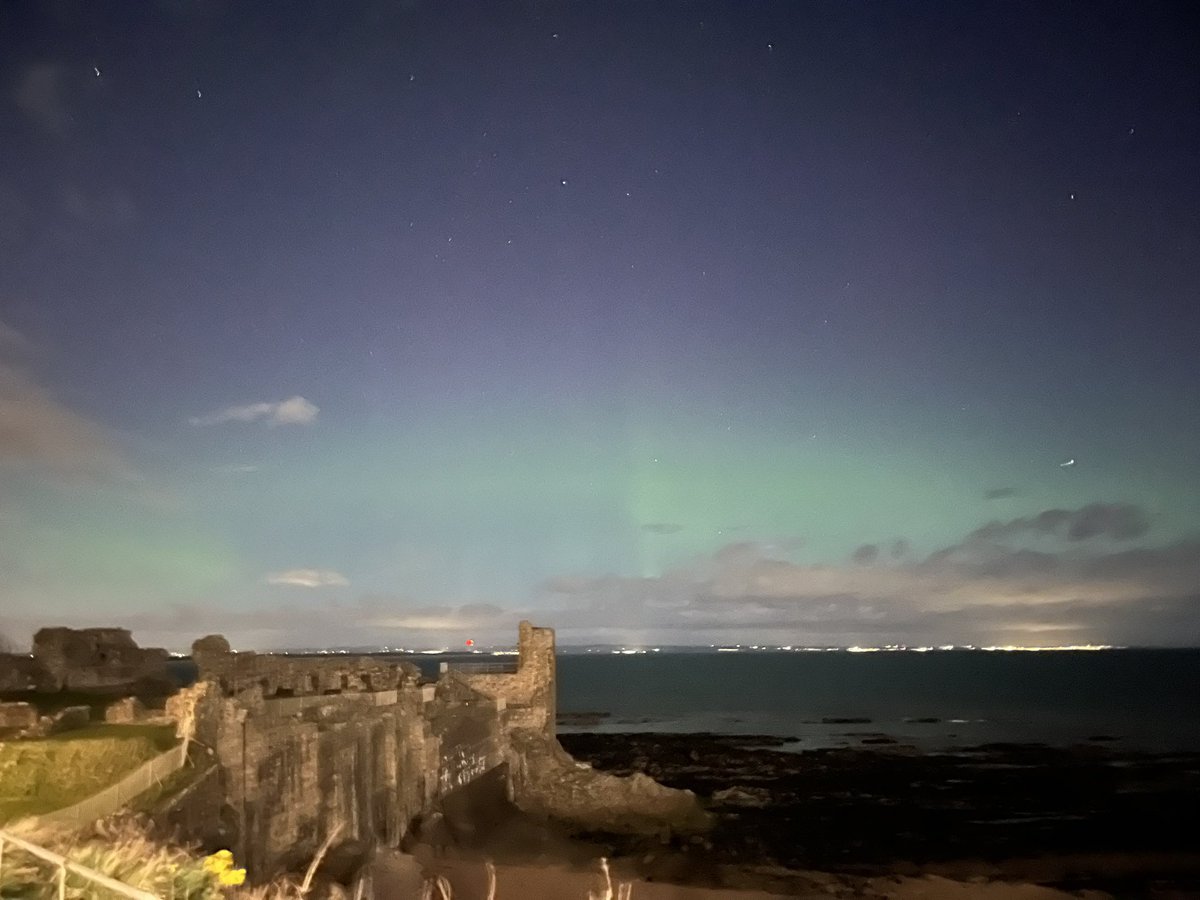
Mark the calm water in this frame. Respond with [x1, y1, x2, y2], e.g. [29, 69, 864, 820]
[553, 649, 1200, 751]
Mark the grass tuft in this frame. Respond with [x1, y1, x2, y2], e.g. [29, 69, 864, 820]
[1, 817, 351, 900]
[0, 725, 177, 823]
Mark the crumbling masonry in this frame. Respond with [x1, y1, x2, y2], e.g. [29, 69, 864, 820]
[0, 628, 171, 693]
[168, 621, 705, 878]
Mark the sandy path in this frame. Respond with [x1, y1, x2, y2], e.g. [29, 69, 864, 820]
[370, 852, 1111, 900]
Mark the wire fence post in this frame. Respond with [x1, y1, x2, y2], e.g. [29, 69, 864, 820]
[57, 861, 66, 900]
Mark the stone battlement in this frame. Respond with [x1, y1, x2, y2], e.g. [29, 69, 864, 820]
[447, 621, 557, 736]
[190, 634, 421, 698]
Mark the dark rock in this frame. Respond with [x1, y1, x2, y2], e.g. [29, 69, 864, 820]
[711, 786, 772, 807]
[556, 729, 1200, 891]
[556, 711, 612, 726]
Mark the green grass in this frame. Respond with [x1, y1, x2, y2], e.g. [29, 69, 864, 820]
[128, 754, 214, 815]
[0, 724, 177, 823]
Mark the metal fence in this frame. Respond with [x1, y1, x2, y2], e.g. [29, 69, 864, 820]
[36, 740, 189, 827]
[0, 830, 160, 900]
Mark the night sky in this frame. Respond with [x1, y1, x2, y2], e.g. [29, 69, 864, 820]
[2, 1, 1198, 650]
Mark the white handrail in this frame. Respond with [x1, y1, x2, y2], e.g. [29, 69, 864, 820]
[0, 829, 161, 900]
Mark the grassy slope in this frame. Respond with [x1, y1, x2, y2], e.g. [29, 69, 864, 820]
[0, 724, 177, 823]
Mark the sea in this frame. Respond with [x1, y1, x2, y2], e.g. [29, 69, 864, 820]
[185, 647, 1200, 753]
[545, 649, 1200, 752]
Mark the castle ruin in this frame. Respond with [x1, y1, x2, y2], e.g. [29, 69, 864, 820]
[0, 627, 171, 693]
[164, 622, 705, 878]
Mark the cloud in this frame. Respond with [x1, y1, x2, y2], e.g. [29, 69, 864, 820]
[365, 602, 513, 632]
[1, 597, 519, 651]
[851, 543, 879, 564]
[968, 503, 1149, 543]
[642, 522, 684, 534]
[264, 568, 349, 588]
[190, 396, 319, 427]
[984, 487, 1017, 500]
[533, 504, 1200, 647]
[11, 501, 1193, 650]
[13, 63, 70, 132]
[0, 329, 126, 480]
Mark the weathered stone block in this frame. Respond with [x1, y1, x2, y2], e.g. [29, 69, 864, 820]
[0, 701, 38, 729]
[105, 696, 146, 723]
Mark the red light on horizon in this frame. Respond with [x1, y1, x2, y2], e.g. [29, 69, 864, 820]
[465, 639, 474, 647]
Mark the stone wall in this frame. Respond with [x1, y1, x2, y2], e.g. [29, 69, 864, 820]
[193, 634, 415, 698]
[187, 640, 507, 878]
[170, 621, 703, 882]
[452, 621, 557, 736]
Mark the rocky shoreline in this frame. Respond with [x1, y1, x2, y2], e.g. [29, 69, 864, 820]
[555, 731, 1200, 897]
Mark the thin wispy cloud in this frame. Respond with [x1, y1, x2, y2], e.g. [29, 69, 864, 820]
[984, 487, 1018, 500]
[851, 543, 879, 564]
[190, 396, 318, 427]
[264, 568, 349, 588]
[642, 522, 684, 534]
[13, 63, 70, 132]
[0, 324, 126, 480]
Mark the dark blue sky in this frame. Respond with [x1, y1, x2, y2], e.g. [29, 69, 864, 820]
[2, 1, 1198, 650]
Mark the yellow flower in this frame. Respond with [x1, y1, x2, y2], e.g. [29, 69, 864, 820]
[204, 850, 235, 874]
[218, 868, 246, 887]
